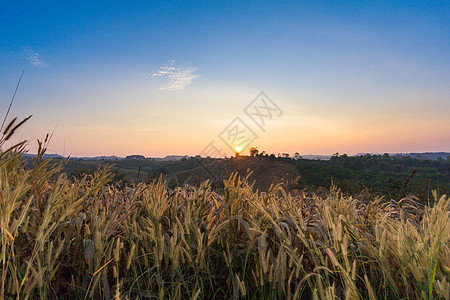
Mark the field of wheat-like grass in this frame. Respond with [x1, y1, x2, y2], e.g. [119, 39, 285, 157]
[0, 140, 449, 299]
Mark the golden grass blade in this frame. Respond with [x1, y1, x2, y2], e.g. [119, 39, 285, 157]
[93, 256, 117, 277]
[0, 223, 14, 241]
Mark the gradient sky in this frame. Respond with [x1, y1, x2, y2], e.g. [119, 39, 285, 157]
[0, 0, 449, 157]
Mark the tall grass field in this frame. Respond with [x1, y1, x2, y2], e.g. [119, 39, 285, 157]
[0, 134, 449, 298]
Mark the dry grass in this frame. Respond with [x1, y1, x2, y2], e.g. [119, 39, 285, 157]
[0, 141, 449, 299]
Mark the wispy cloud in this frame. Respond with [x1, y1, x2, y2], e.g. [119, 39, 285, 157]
[22, 47, 47, 67]
[146, 60, 198, 90]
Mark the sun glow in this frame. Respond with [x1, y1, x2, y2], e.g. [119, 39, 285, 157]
[235, 146, 243, 153]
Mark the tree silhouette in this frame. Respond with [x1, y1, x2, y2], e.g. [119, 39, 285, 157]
[249, 147, 259, 157]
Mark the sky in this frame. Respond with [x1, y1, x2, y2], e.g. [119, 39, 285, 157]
[0, 0, 449, 157]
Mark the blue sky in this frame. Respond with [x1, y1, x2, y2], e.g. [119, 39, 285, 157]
[0, 0, 449, 157]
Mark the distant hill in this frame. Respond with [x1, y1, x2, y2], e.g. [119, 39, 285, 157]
[354, 152, 449, 160]
[153, 155, 188, 161]
[390, 152, 449, 160]
[165, 156, 296, 191]
[301, 154, 332, 160]
[22, 153, 63, 159]
[74, 156, 124, 161]
[301, 152, 450, 161]
[125, 155, 147, 160]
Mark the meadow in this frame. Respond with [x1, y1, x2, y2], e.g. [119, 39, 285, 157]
[0, 130, 449, 299]
[51, 151, 449, 203]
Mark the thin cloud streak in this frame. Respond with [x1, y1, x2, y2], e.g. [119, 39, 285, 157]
[22, 47, 47, 67]
[147, 60, 198, 90]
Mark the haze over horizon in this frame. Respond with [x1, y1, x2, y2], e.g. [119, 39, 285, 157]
[1, 1, 449, 157]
